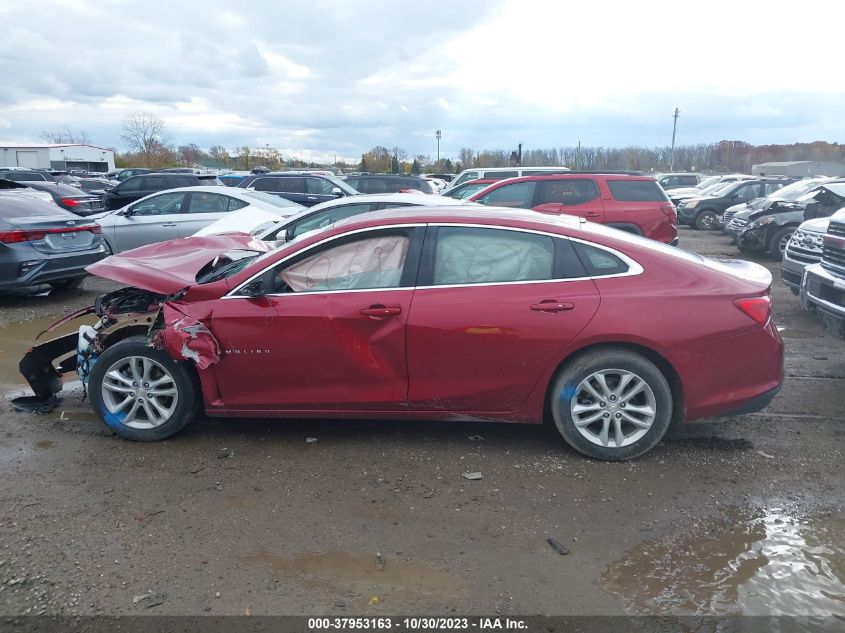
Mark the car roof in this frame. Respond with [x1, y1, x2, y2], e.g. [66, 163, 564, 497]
[347, 174, 428, 179]
[307, 193, 472, 210]
[328, 205, 583, 234]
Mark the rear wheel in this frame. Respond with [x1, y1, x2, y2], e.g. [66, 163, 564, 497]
[88, 337, 200, 441]
[768, 226, 795, 259]
[695, 210, 719, 231]
[550, 349, 673, 461]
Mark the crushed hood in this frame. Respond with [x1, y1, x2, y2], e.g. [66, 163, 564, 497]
[86, 234, 270, 294]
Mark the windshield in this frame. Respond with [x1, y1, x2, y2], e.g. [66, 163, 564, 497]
[240, 190, 302, 208]
[451, 182, 491, 199]
[326, 175, 359, 195]
[708, 181, 739, 196]
[696, 176, 720, 190]
[768, 179, 826, 201]
[195, 250, 262, 284]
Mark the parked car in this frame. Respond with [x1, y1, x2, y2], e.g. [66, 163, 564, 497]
[721, 177, 831, 233]
[800, 209, 845, 338]
[0, 195, 105, 292]
[668, 175, 755, 206]
[735, 182, 845, 258]
[219, 172, 250, 187]
[197, 192, 475, 239]
[103, 173, 223, 210]
[0, 169, 55, 183]
[655, 173, 704, 190]
[114, 168, 151, 182]
[781, 217, 829, 294]
[676, 178, 794, 230]
[237, 172, 358, 206]
[24, 206, 782, 462]
[343, 174, 436, 195]
[93, 187, 304, 255]
[468, 173, 678, 244]
[445, 166, 570, 192]
[25, 181, 105, 216]
[441, 178, 500, 200]
[0, 178, 57, 204]
[71, 177, 119, 197]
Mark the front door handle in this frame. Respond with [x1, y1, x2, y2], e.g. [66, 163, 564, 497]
[360, 304, 402, 318]
[306, 196, 318, 201]
[530, 300, 574, 313]
[585, 212, 601, 218]
[161, 222, 177, 227]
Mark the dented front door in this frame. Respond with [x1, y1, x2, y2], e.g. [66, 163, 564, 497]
[208, 228, 422, 412]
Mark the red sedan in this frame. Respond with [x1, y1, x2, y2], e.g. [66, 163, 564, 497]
[23, 207, 784, 460]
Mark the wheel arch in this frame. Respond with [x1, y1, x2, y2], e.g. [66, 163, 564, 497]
[542, 341, 685, 427]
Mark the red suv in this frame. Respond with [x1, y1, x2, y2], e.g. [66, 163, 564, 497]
[469, 173, 678, 245]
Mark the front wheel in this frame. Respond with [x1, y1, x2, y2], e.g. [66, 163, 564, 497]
[550, 349, 673, 461]
[768, 226, 795, 259]
[88, 337, 200, 441]
[695, 210, 719, 231]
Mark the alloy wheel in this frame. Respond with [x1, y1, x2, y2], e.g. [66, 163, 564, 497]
[100, 356, 179, 429]
[570, 369, 657, 448]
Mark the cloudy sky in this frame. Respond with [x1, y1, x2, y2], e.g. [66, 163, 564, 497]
[1, 0, 843, 162]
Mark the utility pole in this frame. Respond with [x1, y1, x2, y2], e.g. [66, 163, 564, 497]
[577, 140, 581, 169]
[517, 142, 522, 166]
[670, 107, 680, 171]
[435, 129, 441, 163]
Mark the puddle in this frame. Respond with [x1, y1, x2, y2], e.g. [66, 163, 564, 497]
[35, 440, 56, 450]
[244, 548, 461, 598]
[0, 313, 98, 394]
[602, 507, 845, 616]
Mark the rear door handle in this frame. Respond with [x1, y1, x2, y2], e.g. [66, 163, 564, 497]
[161, 223, 177, 227]
[306, 196, 318, 201]
[360, 304, 402, 318]
[585, 212, 601, 218]
[530, 300, 574, 313]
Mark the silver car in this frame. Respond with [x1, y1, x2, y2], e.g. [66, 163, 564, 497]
[92, 187, 304, 254]
[781, 217, 829, 294]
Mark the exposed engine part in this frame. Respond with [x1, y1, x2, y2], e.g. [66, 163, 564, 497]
[95, 287, 167, 318]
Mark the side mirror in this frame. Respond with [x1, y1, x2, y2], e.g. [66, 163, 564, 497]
[121, 207, 133, 216]
[240, 275, 268, 298]
[332, 187, 343, 197]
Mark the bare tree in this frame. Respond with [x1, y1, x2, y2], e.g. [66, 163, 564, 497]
[40, 126, 91, 145]
[120, 113, 173, 167]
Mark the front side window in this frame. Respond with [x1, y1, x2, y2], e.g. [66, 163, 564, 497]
[274, 233, 410, 293]
[478, 181, 537, 208]
[734, 183, 760, 201]
[277, 177, 306, 194]
[452, 171, 479, 187]
[117, 178, 143, 193]
[306, 177, 334, 195]
[253, 177, 279, 192]
[432, 227, 553, 285]
[188, 192, 228, 213]
[537, 179, 600, 206]
[484, 171, 518, 179]
[130, 192, 186, 216]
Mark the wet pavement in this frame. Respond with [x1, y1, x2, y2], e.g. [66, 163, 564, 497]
[0, 227, 842, 618]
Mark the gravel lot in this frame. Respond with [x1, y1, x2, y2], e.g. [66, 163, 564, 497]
[0, 227, 843, 617]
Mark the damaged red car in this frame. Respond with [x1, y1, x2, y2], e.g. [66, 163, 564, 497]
[19, 207, 784, 460]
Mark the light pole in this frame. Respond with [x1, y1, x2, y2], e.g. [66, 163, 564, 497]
[435, 129, 441, 163]
[670, 107, 680, 171]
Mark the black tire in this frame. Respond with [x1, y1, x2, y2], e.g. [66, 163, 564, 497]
[695, 210, 719, 231]
[768, 226, 795, 259]
[88, 336, 200, 441]
[549, 349, 673, 461]
[49, 277, 84, 292]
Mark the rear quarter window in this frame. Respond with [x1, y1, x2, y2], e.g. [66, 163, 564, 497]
[572, 242, 629, 276]
[607, 180, 668, 202]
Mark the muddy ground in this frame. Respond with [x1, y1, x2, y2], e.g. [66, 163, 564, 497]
[0, 227, 842, 618]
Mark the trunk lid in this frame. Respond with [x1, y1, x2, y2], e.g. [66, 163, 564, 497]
[3, 215, 101, 254]
[86, 233, 271, 294]
[703, 257, 772, 292]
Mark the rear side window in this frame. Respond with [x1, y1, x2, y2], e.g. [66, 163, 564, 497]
[142, 176, 166, 190]
[607, 180, 667, 202]
[253, 177, 279, 192]
[483, 170, 518, 179]
[537, 179, 600, 206]
[170, 175, 198, 187]
[573, 242, 629, 276]
[277, 177, 306, 193]
[432, 227, 553, 285]
[679, 175, 698, 186]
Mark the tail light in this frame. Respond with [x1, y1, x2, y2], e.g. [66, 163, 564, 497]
[0, 225, 101, 244]
[734, 296, 771, 326]
[61, 198, 82, 207]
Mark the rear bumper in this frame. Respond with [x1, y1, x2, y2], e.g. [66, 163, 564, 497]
[680, 321, 784, 421]
[0, 247, 106, 291]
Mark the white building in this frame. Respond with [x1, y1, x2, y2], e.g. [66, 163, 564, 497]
[0, 143, 115, 173]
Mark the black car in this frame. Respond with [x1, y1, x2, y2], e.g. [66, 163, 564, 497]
[676, 178, 794, 230]
[236, 172, 358, 207]
[343, 174, 435, 194]
[0, 195, 105, 292]
[71, 178, 119, 197]
[25, 182, 105, 216]
[102, 173, 223, 210]
[0, 170, 56, 183]
[736, 182, 845, 258]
